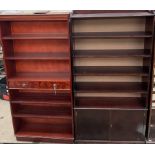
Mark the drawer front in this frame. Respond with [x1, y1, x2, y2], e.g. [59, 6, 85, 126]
[8, 81, 70, 89]
[75, 109, 110, 140]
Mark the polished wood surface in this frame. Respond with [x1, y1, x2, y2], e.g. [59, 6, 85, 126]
[72, 11, 154, 143]
[75, 109, 146, 141]
[0, 13, 74, 143]
[0, 10, 155, 144]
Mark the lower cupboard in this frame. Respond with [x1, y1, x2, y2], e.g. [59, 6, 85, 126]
[74, 109, 147, 143]
[148, 109, 155, 141]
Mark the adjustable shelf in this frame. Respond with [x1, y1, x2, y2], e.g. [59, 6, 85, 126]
[8, 72, 70, 82]
[10, 91, 71, 105]
[73, 32, 152, 38]
[16, 131, 73, 142]
[75, 82, 148, 93]
[2, 33, 69, 40]
[73, 49, 151, 58]
[13, 113, 72, 119]
[74, 96, 146, 109]
[0, 13, 73, 143]
[12, 103, 72, 118]
[72, 11, 154, 143]
[5, 52, 70, 60]
[74, 66, 149, 76]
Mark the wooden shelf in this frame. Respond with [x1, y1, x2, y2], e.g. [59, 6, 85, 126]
[16, 131, 73, 141]
[75, 82, 148, 93]
[11, 99, 71, 106]
[74, 66, 149, 76]
[11, 102, 71, 107]
[75, 97, 146, 109]
[13, 113, 72, 119]
[73, 49, 151, 58]
[71, 11, 154, 18]
[11, 92, 71, 105]
[13, 104, 72, 119]
[15, 118, 73, 141]
[8, 72, 70, 82]
[73, 32, 152, 38]
[6, 52, 70, 60]
[2, 33, 69, 40]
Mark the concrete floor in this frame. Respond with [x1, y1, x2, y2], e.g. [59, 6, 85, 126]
[0, 99, 30, 143]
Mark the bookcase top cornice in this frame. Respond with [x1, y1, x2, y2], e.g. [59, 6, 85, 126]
[0, 11, 70, 21]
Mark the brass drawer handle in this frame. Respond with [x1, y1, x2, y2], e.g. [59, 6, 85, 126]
[53, 83, 57, 94]
[21, 82, 28, 87]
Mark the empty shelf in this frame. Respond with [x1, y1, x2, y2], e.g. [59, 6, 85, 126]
[2, 33, 69, 40]
[16, 131, 73, 141]
[13, 104, 72, 119]
[15, 121, 73, 142]
[6, 52, 70, 60]
[71, 11, 154, 18]
[75, 82, 148, 93]
[8, 72, 70, 82]
[11, 92, 71, 105]
[75, 97, 146, 109]
[74, 66, 149, 76]
[13, 113, 72, 119]
[73, 32, 152, 38]
[73, 49, 151, 58]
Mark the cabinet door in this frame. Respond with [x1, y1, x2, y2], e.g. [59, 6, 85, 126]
[75, 109, 110, 140]
[110, 110, 146, 141]
[149, 109, 155, 140]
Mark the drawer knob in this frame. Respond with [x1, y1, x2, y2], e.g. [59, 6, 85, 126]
[22, 83, 28, 87]
[53, 83, 57, 94]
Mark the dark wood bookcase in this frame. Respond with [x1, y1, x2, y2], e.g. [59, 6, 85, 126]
[0, 12, 74, 143]
[71, 11, 154, 143]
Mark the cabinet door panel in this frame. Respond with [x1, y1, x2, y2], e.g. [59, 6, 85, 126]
[149, 109, 155, 139]
[75, 109, 109, 140]
[110, 110, 146, 141]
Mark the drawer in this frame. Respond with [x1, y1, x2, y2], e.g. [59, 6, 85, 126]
[8, 81, 70, 89]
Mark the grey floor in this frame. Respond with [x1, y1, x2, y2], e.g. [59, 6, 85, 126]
[0, 99, 30, 143]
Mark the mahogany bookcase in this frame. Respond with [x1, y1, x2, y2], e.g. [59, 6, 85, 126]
[71, 11, 154, 143]
[0, 12, 74, 143]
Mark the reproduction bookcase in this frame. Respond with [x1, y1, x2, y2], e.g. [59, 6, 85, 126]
[0, 12, 74, 143]
[0, 10, 155, 144]
[71, 11, 154, 143]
